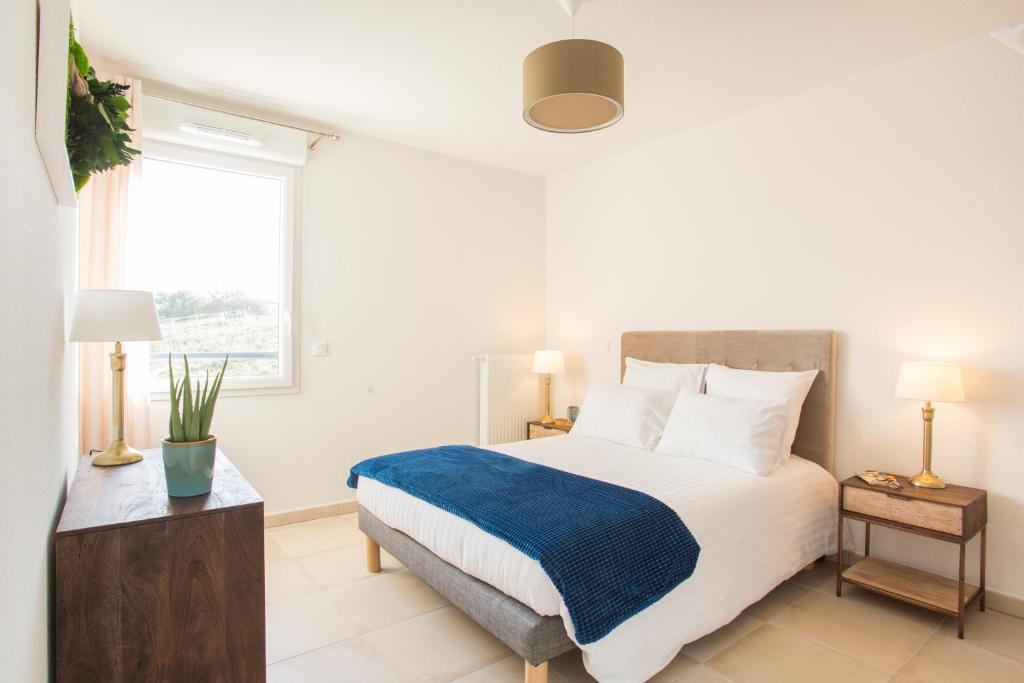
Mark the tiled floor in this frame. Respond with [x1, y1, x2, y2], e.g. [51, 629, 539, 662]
[265, 514, 1024, 682]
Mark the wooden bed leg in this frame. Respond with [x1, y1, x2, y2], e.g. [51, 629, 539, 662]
[365, 535, 381, 573]
[802, 560, 816, 572]
[524, 660, 548, 683]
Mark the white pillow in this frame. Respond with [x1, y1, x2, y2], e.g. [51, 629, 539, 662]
[570, 382, 676, 449]
[656, 392, 789, 476]
[622, 357, 706, 394]
[705, 364, 818, 465]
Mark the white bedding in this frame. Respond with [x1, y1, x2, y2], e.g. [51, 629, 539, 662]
[356, 435, 839, 683]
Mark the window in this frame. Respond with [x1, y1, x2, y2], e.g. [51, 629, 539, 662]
[127, 142, 296, 393]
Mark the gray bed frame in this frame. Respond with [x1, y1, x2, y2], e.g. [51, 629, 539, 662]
[358, 330, 838, 683]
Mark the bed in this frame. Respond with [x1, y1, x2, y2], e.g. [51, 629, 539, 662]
[356, 330, 838, 683]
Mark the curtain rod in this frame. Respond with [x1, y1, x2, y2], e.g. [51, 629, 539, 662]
[146, 93, 340, 150]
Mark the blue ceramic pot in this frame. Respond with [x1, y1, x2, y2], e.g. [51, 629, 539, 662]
[162, 436, 216, 497]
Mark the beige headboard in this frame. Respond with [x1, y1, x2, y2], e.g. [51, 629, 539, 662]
[621, 330, 837, 474]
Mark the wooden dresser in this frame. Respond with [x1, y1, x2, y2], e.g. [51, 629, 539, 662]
[56, 449, 266, 681]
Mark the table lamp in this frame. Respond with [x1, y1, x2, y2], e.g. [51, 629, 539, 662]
[69, 290, 163, 467]
[532, 350, 565, 425]
[894, 361, 965, 489]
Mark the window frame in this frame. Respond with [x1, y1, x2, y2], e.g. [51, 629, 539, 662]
[138, 140, 299, 398]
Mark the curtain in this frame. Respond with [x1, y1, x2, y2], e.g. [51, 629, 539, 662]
[78, 76, 153, 455]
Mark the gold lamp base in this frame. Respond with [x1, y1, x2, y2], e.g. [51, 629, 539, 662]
[92, 440, 144, 467]
[909, 401, 946, 489]
[910, 469, 947, 489]
[90, 342, 144, 467]
[540, 373, 555, 424]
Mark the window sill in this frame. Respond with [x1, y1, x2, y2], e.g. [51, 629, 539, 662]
[149, 384, 299, 401]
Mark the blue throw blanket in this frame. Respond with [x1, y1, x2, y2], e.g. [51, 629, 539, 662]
[347, 444, 700, 644]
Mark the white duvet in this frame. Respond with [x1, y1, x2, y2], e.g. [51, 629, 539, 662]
[356, 434, 839, 683]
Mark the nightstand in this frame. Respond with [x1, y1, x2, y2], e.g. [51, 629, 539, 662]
[527, 420, 572, 440]
[836, 475, 987, 638]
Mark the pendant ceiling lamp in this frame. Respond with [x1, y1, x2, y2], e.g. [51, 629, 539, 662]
[523, 0, 624, 133]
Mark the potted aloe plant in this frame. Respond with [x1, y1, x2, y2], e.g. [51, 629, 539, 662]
[163, 354, 228, 497]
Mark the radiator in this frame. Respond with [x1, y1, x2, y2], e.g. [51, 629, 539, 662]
[475, 354, 544, 446]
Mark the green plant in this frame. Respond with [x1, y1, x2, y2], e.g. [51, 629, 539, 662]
[167, 354, 228, 443]
[66, 21, 139, 191]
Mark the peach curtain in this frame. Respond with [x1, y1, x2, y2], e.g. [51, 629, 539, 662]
[77, 76, 154, 455]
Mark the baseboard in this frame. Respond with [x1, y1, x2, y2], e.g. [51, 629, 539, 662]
[986, 589, 1024, 619]
[264, 499, 358, 528]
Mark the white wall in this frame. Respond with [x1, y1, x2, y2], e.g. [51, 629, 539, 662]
[546, 34, 1024, 601]
[149, 133, 546, 514]
[0, 2, 80, 680]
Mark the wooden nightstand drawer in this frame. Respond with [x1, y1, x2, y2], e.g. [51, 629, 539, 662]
[843, 486, 962, 535]
[528, 423, 568, 439]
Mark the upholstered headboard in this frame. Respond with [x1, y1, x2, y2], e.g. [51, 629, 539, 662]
[620, 330, 837, 474]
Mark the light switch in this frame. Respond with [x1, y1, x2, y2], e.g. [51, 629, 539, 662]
[312, 341, 329, 357]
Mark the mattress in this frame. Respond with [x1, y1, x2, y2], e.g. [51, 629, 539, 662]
[356, 434, 839, 683]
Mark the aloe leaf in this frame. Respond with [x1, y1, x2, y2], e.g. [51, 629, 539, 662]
[167, 355, 185, 442]
[198, 371, 210, 439]
[200, 355, 228, 440]
[169, 379, 185, 442]
[167, 353, 176, 402]
[190, 381, 202, 441]
[182, 355, 194, 441]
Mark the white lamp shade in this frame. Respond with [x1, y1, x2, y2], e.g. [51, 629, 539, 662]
[894, 362, 964, 402]
[532, 350, 565, 374]
[69, 290, 163, 342]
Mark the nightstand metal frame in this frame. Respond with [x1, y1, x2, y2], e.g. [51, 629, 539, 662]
[836, 480, 986, 639]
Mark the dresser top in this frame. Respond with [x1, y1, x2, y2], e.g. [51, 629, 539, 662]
[840, 474, 986, 508]
[57, 449, 262, 537]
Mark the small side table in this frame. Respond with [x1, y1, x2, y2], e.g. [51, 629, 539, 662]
[527, 420, 572, 440]
[836, 474, 987, 638]
[56, 449, 266, 680]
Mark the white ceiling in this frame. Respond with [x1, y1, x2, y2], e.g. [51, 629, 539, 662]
[77, 1, 1024, 177]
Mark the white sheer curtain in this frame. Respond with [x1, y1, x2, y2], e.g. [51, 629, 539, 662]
[77, 76, 154, 455]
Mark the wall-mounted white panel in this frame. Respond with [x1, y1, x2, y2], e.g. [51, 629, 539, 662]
[141, 95, 308, 165]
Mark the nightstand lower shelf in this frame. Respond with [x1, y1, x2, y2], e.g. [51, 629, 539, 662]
[841, 556, 981, 616]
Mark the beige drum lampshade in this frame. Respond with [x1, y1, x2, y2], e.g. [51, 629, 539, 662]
[894, 362, 965, 403]
[523, 39, 624, 133]
[532, 350, 566, 374]
[69, 289, 163, 342]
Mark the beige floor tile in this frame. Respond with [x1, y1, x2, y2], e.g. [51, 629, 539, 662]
[549, 649, 597, 682]
[769, 586, 939, 673]
[451, 656, 521, 683]
[266, 592, 363, 664]
[265, 534, 289, 562]
[550, 647, 696, 683]
[266, 558, 320, 604]
[452, 656, 559, 683]
[682, 613, 762, 663]
[742, 581, 808, 621]
[893, 631, 1024, 683]
[931, 608, 1024, 662]
[267, 636, 400, 682]
[322, 571, 449, 633]
[646, 650, 700, 683]
[361, 605, 512, 682]
[788, 560, 838, 594]
[675, 665, 737, 683]
[268, 515, 364, 558]
[298, 543, 404, 589]
[707, 624, 889, 683]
